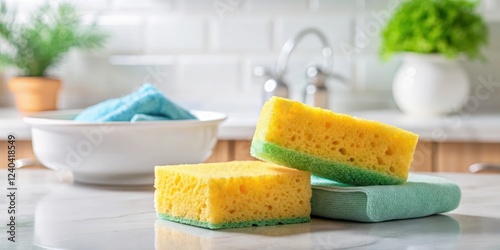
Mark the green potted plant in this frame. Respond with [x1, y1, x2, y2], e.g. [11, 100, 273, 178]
[380, 0, 488, 116]
[0, 2, 107, 112]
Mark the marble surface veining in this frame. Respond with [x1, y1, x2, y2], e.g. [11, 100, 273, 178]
[0, 170, 499, 250]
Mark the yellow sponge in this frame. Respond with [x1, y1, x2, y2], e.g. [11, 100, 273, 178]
[154, 161, 311, 229]
[251, 97, 419, 185]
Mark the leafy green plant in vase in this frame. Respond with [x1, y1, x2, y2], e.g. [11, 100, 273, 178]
[380, 0, 488, 116]
[0, 2, 107, 112]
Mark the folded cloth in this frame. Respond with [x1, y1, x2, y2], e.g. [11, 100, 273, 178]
[130, 114, 171, 122]
[74, 84, 196, 122]
[311, 173, 461, 222]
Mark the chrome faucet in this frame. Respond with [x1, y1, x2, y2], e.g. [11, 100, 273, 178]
[253, 66, 289, 103]
[275, 28, 333, 79]
[304, 65, 329, 108]
[255, 27, 345, 108]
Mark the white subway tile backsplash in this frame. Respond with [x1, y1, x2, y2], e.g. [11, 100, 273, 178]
[248, 0, 309, 13]
[99, 26, 145, 54]
[275, 15, 353, 56]
[352, 15, 386, 56]
[486, 21, 500, 51]
[176, 55, 240, 92]
[178, 0, 212, 11]
[356, 55, 401, 91]
[142, 65, 177, 92]
[330, 90, 395, 113]
[362, 0, 401, 13]
[55, 52, 178, 108]
[211, 17, 271, 52]
[462, 58, 500, 111]
[110, 0, 172, 10]
[478, 0, 500, 14]
[109, 55, 176, 65]
[243, 55, 279, 89]
[350, 1, 401, 58]
[330, 57, 353, 86]
[315, 0, 361, 13]
[179, 0, 242, 13]
[145, 16, 206, 52]
[4, 0, 500, 113]
[5, 0, 47, 15]
[68, 0, 110, 11]
[97, 15, 145, 54]
[7, 0, 105, 23]
[98, 14, 144, 25]
[214, 0, 250, 19]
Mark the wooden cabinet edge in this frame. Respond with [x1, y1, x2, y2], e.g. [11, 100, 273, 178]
[205, 140, 233, 163]
[233, 140, 257, 161]
[9, 139, 500, 173]
[410, 140, 434, 172]
[0, 140, 46, 169]
[435, 142, 500, 173]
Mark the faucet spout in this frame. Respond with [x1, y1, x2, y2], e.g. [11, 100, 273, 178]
[254, 28, 339, 106]
[275, 28, 334, 78]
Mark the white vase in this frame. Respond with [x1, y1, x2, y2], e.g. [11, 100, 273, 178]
[392, 53, 470, 116]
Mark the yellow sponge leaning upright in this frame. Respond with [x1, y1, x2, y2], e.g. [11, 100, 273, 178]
[251, 97, 419, 186]
[154, 161, 311, 229]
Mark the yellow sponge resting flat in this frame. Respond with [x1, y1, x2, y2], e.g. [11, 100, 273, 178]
[154, 161, 311, 229]
[251, 97, 419, 186]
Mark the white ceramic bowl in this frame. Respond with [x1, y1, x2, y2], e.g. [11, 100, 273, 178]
[24, 110, 227, 185]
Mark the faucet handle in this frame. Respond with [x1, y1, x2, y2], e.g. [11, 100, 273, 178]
[303, 66, 349, 109]
[254, 66, 289, 103]
[253, 66, 274, 78]
[304, 66, 328, 108]
[306, 65, 347, 85]
[306, 66, 326, 87]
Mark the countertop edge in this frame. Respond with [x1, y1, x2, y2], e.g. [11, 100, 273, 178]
[2, 108, 500, 142]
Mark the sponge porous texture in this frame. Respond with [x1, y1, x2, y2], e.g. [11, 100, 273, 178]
[251, 97, 419, 186]
[154, 161, 311, 229]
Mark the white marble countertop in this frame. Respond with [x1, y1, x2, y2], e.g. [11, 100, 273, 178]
[0, 169, 499, 249]
[2, 108, 500, 142]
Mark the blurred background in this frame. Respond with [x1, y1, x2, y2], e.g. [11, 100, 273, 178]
[0, 0, 500, 112]
[1, 0, 499, 114]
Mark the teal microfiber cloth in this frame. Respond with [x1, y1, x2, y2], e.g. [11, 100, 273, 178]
[311, 173, 461, 222]
[74, 84, 196, 122]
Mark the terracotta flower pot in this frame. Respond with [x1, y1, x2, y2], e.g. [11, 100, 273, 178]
[8, 77, 62, 113]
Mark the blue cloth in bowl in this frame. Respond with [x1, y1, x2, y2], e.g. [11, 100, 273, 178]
[74, 84, 196, 122]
